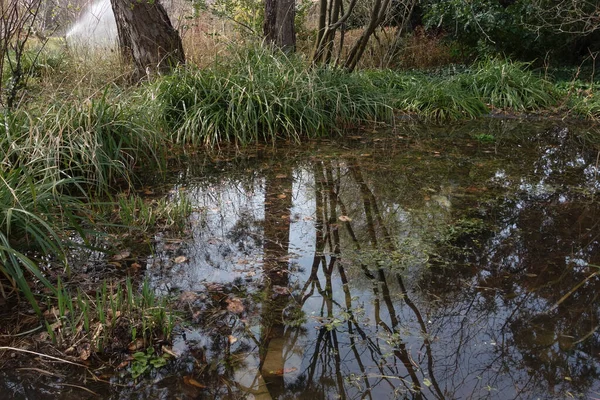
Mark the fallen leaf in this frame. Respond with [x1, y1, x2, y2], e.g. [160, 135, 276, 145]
[128, 338, 145, 352]
[78, 343, 91, 361]
[161, 345, 178, 358]
[174, 256, 187, 264]
[423, 378, 432, 387]
[184, 376, 207, 388]
[271, 367, 298, 375]
[130, 262, 142, 269]
[272, 285, 288, 295]
[112, 251, 131, 261]
[226, 297, 244, 314]
[338, 215, 352, 222]
[179, 291, 199, 303]
[275, 174, 287, 179]
[277, 194, 287, 199]
[228, 335, 238, 344]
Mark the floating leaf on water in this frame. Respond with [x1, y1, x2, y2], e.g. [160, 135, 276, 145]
[272, 285, 288, 295]
[184, 376, 207, 388]
[228, 335, 238, 344]
[174, 256, 187, 264]
[226, 297, 244, 314]
[423, 378, 432, 387]
[338, 215, 352, 222]
[271, 367, 298, 375]
[179, 291, 199, 303]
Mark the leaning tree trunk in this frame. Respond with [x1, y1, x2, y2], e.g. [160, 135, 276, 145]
[264, 0, 296, 52]
[110, 0, 184, 79]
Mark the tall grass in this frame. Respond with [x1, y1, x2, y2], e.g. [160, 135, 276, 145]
[465, 58, 558, 110]
[0, 167, 89, 312]
[2, 93, 162, 192]
[149, 46, 393, 146]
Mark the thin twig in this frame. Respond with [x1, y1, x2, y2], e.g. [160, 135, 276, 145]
[56, 383, 99, 396]
[0, 346, 87, 367]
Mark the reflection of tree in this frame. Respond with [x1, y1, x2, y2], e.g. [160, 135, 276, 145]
[162, 125, 600, 399]
[260, 166, 294, 398]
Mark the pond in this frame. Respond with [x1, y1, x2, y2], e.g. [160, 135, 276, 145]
[2, 119, 600, 399]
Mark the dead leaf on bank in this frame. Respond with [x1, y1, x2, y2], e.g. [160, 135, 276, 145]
[277, 194, 287, 199]
[184, 376, 207, 388]
[174, 256, 187, 264]
[111, 251, 131, 261]
[338, 215, 352, 222]
[162, 346, 177, 358]
[128, 338, 145, 352]
[225, 297, 244, 314]
[79, 343, 91, 361]
[275, 174, 287, 179]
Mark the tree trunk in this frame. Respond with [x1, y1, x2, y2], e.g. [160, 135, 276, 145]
[264, 0, 296, 51]
[110, 0, 184, 79]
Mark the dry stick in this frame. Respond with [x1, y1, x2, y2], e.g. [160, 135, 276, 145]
[0, 346, 87, 367]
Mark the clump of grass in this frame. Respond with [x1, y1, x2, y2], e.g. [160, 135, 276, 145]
[116, 193, 192, 233]
[365, 70, 488, 120]
[0, 167, 90, 313]
[2, 92, 162, 192]
[572, 94, 600, 120]
[465, 58, 558, 111]
[46, 277, 175, 354]
[149, 46, 393, 146]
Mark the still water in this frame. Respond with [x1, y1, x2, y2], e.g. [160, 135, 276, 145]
[4, 119, 600, 399]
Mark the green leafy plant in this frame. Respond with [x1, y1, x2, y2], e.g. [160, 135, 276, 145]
[131, 347, 169, 379]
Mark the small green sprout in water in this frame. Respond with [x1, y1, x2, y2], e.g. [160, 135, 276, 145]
[474, 133, 495, 143]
